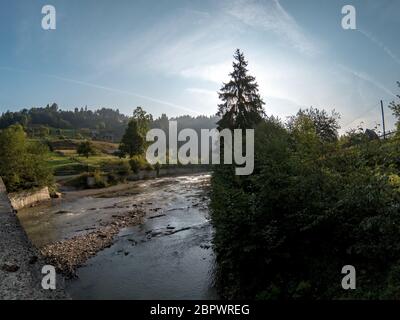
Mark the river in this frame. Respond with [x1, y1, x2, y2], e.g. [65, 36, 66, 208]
[17, 174, 218, 300]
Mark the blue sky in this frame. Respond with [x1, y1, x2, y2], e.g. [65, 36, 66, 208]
[0, 0, 399, 133]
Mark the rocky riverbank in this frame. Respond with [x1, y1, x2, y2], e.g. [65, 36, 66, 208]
[41, 207, 146, 277]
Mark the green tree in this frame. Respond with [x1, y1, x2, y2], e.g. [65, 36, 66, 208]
[77, 140, 95, 158]
[287, 107, 340, 143]
[217, 49, 265, 130]
[119, 107, 152, 158]
[0, 124, 53, 191]
[38, 125, 50, 137]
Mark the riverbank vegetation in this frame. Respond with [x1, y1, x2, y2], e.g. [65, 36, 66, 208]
[211, 50, 400, 299]
[0, 124, 53, 192]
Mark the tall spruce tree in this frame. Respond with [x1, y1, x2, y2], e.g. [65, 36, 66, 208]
[217, 49, 265, 130]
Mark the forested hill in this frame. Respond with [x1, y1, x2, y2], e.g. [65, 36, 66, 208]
[0, 103, 219, 141]
[0, 103, 129, 131]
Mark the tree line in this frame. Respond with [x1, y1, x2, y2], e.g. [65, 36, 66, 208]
[0, 103, 219, 142]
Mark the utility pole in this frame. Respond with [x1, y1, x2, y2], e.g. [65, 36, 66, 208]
[381, 100, 386, 139]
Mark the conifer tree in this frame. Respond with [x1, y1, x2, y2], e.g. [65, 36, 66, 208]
[217, 49, 265, 130]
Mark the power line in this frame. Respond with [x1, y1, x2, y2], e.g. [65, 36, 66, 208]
[341, 104, 380, 130]
[342, 100, 393, 133]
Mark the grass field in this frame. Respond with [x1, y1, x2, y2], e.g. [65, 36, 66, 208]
[45, 139, 124, 176]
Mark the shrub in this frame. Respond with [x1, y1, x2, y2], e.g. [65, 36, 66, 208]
[115, 160, 131, 176]
[129, 155, 146, 173]
[92, 169, 107, 188]
[129, 158, 141, 174]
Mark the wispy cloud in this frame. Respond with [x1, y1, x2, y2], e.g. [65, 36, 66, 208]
[101, 0, 318, 85]
[338, 64, 397, 98]
[46, 75, 201, 115]
[336, 64, 397, 131]
[226, 0, 318, 56]
[341, 103, 382, 130]
[358, 29, 400, 67]
[102, 8, 232, 76]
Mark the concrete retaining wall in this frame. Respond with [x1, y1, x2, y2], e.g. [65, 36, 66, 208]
[8, 187, 51, 210]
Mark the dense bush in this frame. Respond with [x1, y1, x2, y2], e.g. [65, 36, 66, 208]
[211, 119, 400, 299]
[129, 155, 147, 173]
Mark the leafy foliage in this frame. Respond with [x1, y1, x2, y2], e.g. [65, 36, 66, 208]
[0, 125, 53, 191]
[119, 107, 152, 158]
[76, 141, 96, 158]
[287, 107, 340, 143]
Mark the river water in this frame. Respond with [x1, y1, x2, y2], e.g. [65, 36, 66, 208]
[17, 174, 218, 299]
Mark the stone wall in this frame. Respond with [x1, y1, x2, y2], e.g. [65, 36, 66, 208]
[8, 187, 51, 210]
